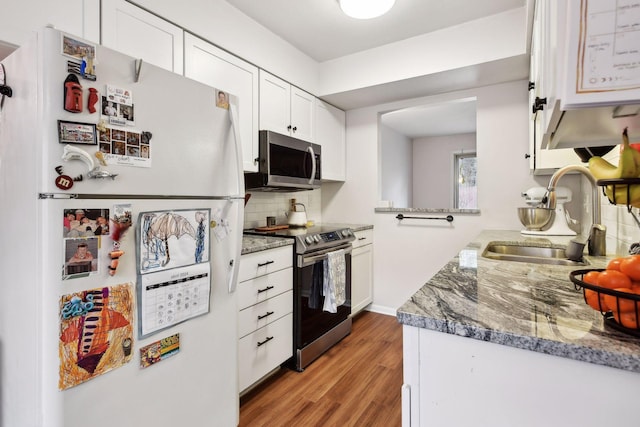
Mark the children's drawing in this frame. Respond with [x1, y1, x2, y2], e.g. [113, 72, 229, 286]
[59, 283, 134, 390]
[139, 209, 210, 274]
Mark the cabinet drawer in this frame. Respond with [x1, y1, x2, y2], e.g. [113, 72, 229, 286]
[239, 246, 292, 282]
[239, 313, 293, 392]
[352, 229, 373, 249]
[237, 267, 293, 311]
[238, 290, 293, 338]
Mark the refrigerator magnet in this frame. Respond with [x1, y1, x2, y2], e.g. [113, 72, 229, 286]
[57, 121, 97, 145]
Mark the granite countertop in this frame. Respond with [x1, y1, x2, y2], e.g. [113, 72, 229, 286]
[241, 235, 293, 255]
[397, 229, 640, 373]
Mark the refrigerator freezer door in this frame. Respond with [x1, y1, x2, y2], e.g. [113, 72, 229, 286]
[39, 28, 243, 198]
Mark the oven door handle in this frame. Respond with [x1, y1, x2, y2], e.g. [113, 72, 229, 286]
[298, 244, 352, 268]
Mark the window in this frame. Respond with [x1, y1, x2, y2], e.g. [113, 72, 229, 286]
[454, 152, 477, 209]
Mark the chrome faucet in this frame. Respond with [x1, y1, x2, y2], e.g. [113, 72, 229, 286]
[543, 165, 606, 257]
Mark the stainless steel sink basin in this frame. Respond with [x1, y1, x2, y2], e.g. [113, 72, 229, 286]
[481, 241, 589, 266]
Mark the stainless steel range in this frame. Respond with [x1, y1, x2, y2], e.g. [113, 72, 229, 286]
[246, 225, 355, 371]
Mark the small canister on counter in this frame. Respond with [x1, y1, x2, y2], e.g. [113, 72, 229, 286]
[266, 216, 276, 227]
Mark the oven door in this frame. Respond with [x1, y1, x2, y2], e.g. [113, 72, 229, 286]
[294, 243, 352, 350]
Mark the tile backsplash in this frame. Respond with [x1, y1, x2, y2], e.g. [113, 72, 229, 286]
[243, 189, 322, 230]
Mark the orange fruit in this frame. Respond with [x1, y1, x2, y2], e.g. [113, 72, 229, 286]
[612, 310, 640, 329]
[603, 288, 639, 313]
[619, 255, 640, 281]
[583, 271, 600, 285]
[584, 289, 608, 311]
[607, 257, 624, 271]
[597, 269, 632, 290]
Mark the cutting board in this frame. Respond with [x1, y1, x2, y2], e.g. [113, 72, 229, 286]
[254, 225, 290, 232]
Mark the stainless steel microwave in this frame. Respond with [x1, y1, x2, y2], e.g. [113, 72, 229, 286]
[244, 130, 321, 191]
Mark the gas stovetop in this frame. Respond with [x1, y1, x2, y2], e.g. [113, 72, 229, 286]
[245, 225, 355, 254]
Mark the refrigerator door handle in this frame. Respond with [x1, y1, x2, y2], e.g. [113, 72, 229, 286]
[228, 103, 245, 196]
[227, 103, 244, 293]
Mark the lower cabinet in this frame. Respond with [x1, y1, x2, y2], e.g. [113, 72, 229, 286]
[238, 246, 293, 393]
[351, 229, 373, 315]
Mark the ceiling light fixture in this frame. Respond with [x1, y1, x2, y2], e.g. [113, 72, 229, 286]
[338, 0, 396, 19]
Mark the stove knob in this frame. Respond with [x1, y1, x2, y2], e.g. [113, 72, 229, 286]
[305, 236, 314, 245]
[341, 229, 351, 237]
[313, 234, 321, 243]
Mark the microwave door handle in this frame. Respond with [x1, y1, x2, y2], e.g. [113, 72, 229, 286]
[307, 145, 316, 184]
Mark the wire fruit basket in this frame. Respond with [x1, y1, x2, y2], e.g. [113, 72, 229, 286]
[570, 268, 640, 337]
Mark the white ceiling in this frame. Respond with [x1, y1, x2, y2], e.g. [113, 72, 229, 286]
[381, 98, 477, 138]
[225, 0, 527, 62]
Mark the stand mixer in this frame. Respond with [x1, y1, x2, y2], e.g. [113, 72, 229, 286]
[520, 186, 577, 236]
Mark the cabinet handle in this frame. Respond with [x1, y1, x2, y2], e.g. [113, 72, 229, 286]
[532, 96, 547, 113]
[257, 285, 275, 294]
[358, 237, 367, 241]
[257, 336, 274, 347]
[525, 153, 531, 159]
[287, 125, 292, 131]
[258, 311, 274, 320]
[528, 81, 535, 91]
[292, 126, 297, 132]
[257, 260, 274, 267]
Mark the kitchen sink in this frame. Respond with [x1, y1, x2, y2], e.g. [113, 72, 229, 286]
[481, 241, 589, 266]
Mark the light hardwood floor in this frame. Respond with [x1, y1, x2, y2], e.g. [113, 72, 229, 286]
[239, 311, 403, 427]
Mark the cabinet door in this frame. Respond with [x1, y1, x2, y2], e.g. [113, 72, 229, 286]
[101, 0, 184, 74]
[259, 70, 291, 135]
[315, 99, 346, 181]
[184, 34, 259, 172]
[290, 87, 314, 142]
[351, 243, 373, 315]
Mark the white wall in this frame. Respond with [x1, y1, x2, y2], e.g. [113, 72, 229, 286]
[380, 124, 412, 208]
[322, 80, 549, 313]
[318, 7, 528, 97]
[413, 133, 476, 208]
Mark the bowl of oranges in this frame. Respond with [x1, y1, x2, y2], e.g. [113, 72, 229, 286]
[570, 255, 640, 335]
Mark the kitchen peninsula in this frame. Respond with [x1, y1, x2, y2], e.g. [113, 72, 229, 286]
[398, 230, 640, 427]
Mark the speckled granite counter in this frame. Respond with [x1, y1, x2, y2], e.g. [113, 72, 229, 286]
[322, 223, 373, 232]
[397, 229, 640, 373]
[241, 235, 293, 255]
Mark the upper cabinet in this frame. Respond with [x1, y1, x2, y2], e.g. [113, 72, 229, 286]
[184, 34, 259, 172]
[259, 70, 314, 142]
[533, 0, 640, 150]
[314, 99, 346, 181]
[528, 0, 583, 174]
[101, 0, 184, 74]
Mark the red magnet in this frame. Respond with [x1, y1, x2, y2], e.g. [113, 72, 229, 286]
[64, 74, 83, 113]
[87, 88, 98, 113]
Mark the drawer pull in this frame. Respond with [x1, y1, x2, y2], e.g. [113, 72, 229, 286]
[258, 311, 274, 320]
[257, 336, 274, 347]
[257, 285, 274, 294]
[257, 260, 275, 267]
[358, 237, 367, 241]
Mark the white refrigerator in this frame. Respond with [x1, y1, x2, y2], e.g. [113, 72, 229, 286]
[0, 28, 243, 427]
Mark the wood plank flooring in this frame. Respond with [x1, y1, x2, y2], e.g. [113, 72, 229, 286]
[239, 311, 403, 427]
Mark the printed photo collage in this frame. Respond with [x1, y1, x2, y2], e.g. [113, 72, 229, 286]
[99, 126, 150, 159]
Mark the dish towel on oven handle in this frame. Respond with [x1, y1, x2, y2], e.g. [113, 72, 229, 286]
[323, 249, 346, 313]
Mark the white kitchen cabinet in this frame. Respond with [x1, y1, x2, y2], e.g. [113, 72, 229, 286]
[259, 70, 314, 142]
[528, 0, 583, 174]
[402, 324, 640, 427]
[238, 245, 293, 393]
[351, 229, 373, 315]
[0, 0, 99, 48]
[315, 99, 346, 181]
[532, 0, 640, 150]
[184, 34, 259, 172]
[101, 0, 184, 74]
